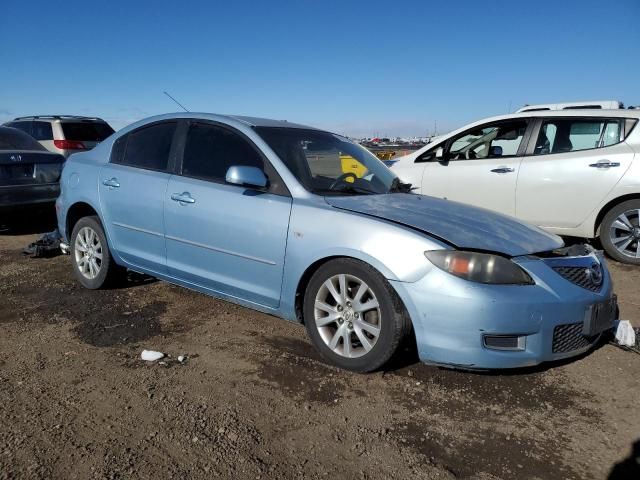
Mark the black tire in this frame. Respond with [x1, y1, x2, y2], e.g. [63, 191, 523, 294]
[599, 199, 640, 265]
[70, 216, 126, 289]
[303, 258, 410, 373]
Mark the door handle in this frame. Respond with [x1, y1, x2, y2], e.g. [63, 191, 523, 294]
[490, 167, 515, 174]
[589, 160, 621, 169]
[102, 178, 120, 188]
[171, 192, 196, 204]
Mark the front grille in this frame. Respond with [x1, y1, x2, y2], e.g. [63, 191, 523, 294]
[552, 266, 602, 292]
[552, 323, 594, 353]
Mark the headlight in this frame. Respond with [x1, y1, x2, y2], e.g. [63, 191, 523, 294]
[424, 250, 534, 285]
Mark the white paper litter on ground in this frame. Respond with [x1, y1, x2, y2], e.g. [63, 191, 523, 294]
[141, 350, 165, 362]
[614, 320, 636, 347]
[177, 355, 185, 363]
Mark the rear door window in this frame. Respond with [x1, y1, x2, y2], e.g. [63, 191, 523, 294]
[114, 122, 177, 171]
[62, 122, 115, 141]
[32, 122, 53, 140]
[534, 118, 623, 155]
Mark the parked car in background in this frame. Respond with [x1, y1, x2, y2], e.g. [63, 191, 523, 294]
[391, 110, 640, 265]
[3, 116, 114, 158]
[0, 126, 65, 214]
[57, 113, 617, 372]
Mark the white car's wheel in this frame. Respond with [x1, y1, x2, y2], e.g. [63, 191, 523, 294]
[600, 200, 640, 265]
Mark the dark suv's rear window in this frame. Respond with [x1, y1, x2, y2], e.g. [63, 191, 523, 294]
[62, 122, 115, 141]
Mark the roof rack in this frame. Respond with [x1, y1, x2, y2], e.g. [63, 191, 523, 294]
[12, 115, 106, 121]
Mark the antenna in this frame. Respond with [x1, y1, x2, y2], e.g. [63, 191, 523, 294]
[163, 91, 189, 112]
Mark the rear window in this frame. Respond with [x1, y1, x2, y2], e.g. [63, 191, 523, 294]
[0, 128, 46, 151]
[62, 122, 115, 141]
[32, 121, 53, 140]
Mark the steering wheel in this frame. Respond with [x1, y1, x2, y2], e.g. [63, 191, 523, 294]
[329, 172, 358, 190]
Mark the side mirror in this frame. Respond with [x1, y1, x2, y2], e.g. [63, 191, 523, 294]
[435, 147, 444, 159]
[225, 165, 268, 189]
[489, 145, 503, 157]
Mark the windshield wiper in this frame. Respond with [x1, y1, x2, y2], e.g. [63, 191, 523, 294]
[388, 177, 414, 193]
[314, 184, 378, 195]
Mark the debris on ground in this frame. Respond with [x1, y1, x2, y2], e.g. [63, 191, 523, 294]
[22, 229, 63, 258]
[614, 320, 636, 347]
[178, 355, 186, 363]
[141, 350, 165, 362]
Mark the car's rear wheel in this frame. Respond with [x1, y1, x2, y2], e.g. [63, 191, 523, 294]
[600, 200, 640, 265]
[303, 258, 409, 372]
[71, 216, 125, 289]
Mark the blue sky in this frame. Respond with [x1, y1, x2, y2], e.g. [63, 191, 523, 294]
[1, 0, 638, 137]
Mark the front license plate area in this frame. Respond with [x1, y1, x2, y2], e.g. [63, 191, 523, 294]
[583, 295, 617, 337]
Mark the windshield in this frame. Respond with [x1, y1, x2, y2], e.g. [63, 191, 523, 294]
[255, 127, 400, 195]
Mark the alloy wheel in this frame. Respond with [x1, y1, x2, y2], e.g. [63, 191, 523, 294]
[609, 209, 640, 259]
[314, 274, 382, 358]
[74, 226, 103, 279]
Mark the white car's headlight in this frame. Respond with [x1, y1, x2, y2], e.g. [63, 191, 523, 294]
[424, 250, 534, 285]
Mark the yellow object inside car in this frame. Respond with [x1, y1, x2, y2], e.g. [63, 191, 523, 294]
[340, 155, 367, 181]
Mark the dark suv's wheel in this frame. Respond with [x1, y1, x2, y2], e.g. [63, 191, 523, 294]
[303, 258, 410, 372]
[70, 216, 126, 289]
[600, 200, 640, 265]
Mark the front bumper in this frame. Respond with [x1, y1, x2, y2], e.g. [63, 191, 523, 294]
[390, 253, 615, 369]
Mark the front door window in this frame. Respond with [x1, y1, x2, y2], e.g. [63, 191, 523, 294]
[448, 120, 528, 160]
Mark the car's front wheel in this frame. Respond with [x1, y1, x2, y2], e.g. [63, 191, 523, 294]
[303, 258, 410, 372]
[600, 200, 640, 265]
[71, 216, 125, 289]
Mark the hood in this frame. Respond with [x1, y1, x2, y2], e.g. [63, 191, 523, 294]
[325, 193, 563, 257]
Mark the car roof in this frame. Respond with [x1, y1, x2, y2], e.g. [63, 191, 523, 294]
[477, 109, 640, 123]
[119, 112, 320, 132]
[515, 100, 623, 112]
[227, 114, 318, 129]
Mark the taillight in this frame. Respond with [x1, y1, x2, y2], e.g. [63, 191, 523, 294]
[54, 139, 86, 150]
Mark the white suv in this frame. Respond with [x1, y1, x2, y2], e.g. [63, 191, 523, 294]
[4, 115, 115, 158]
[390, 110, 640, 264]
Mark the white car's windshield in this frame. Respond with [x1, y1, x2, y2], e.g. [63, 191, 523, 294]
[255, 127, 408, 195]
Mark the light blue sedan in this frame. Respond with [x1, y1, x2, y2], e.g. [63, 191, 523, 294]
[56, 113, 617, 372]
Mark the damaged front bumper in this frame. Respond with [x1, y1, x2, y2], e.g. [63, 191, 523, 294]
[390, 246, 615, 370]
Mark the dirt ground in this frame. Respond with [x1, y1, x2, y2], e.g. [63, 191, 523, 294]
[1, 217, 639, 480]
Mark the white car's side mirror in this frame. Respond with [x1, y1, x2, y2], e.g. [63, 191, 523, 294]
[435, 147, 444, 159]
